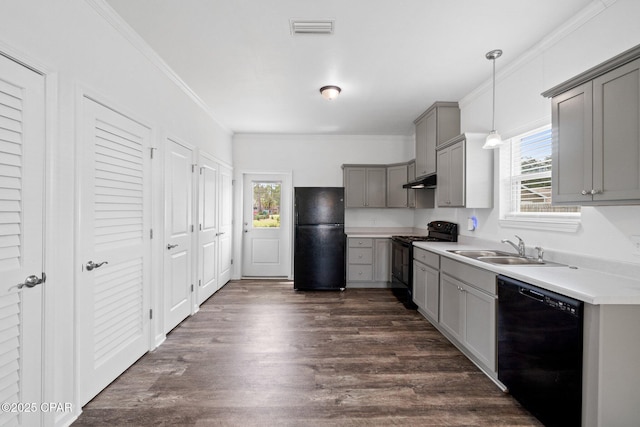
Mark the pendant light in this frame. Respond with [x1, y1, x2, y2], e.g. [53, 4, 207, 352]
[483, 49, 503, 149]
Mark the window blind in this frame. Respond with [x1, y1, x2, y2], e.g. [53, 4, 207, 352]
[509, 127, 579, 214]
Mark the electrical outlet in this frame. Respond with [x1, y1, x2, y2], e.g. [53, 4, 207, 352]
[631, 235, 640, 256]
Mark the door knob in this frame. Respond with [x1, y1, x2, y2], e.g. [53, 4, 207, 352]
[86, 261, 108, 271]
[167, 244, 179, 250]
[17, 273, 46, 289]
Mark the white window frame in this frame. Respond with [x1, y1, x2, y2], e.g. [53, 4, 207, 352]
[499, 125, 581, 232]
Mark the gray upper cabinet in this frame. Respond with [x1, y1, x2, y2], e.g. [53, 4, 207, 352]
[386, 163, 408, 208]
[343, 165, 386, 208]
[436, 133, 493, 208]
[543, 45, 640, 205]
[414, 102, 460, 179]
[550, 82, 593, 204]
[407, 161, 416, 208]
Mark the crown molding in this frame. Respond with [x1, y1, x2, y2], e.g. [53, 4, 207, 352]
[459, 0, 617, 109]
[85, 0, 232, 135]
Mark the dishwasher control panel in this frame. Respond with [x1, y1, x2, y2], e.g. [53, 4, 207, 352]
[544, 296, 579, 315]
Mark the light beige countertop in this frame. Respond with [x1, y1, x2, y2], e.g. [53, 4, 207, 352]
[413, 239, 640, 305]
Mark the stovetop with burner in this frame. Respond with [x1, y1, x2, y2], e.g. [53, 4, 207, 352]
[392, 221, 458, 244]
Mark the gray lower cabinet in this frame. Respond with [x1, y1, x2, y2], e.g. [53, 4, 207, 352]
[544, 49, 640, 205]
[343, 166, 387, 208]
[436, 133, 493, 208]
[438, 258, 497, 373]
[347, 237, 390, 286]
[412, 247, 439, 322]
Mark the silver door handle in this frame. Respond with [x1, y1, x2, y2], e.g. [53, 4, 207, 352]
[167, 244, 179, 250]
[17, 273, 46, 289]
[85, 261, 108, 271]
[216, 232, 226, 236]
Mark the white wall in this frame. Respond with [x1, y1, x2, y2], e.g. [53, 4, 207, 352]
[0, 0, 232, 424]
[233, 133, 415, 228]
[414, 0, 640, 265]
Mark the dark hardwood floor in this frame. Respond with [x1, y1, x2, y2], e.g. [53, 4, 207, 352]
[73, 280, 541, 426]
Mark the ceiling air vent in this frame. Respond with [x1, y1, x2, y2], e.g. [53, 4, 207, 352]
[290, 19, 334, 35]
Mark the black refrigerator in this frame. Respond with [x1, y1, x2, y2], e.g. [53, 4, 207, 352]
[294, 187, 346, 291]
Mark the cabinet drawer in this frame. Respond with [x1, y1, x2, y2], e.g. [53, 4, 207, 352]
[413, 247, 439, 269]
[348, 265, 373, 281]
[348, 238, 373, 248]
[441, 257, 496, 295]
[348, 248, 373, 264]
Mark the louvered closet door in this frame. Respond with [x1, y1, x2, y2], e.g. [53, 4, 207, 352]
[164, 138, 193, 332]
[78, 97, 151, 406]
[0, 54, 45, 427]
[197, 153, 218, 305]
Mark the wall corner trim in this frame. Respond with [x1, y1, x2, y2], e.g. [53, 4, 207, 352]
[458, 0, 617, 109]
[85, 0, 233, 136]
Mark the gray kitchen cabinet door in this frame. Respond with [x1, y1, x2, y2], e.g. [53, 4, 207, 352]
[414, 102, 460, 179]
[424, 264, 440, 322]
[439, 274, 464, 343]
[407, 161, 416, 208]
[551, 82, 594, 204]
[386, 164, 408, 207]
[436, 147, 451, 207]
[365, 167, 387, 207]
[344, 166, 386, 208]
[436, 134, 491, 208]
[463, 282, 496, 371]
[413, 260, 427, 310]
[593, 57, 640, 202]
[415, 114, 429, 178]
[449, 141, 465, 207]
[344, 167, 367, 208]
[415, 108, 437, 178]
[436, 140, 465, 207]
[374, 239, 390, 282]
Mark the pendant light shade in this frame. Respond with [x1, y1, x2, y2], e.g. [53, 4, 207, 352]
[483, 130, 502, 149]
[320, 85, 341, 100]
[482, 49, 503, 149]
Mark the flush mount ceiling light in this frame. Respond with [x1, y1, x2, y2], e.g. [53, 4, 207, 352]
[320, 85, 341, 100]
[483, 49, 503, 149]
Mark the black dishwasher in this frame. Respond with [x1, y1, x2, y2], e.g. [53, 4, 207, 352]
[497, 275, 583, 427]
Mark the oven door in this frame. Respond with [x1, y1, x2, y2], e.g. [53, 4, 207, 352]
[391, 239, 410, 287]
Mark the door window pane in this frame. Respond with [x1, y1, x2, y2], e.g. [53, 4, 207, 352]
[252, 182, 281, 228]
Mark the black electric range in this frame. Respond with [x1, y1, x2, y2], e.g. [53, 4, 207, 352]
[391, 221, 458, 308]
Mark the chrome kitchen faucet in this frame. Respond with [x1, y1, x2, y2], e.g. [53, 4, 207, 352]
[502, 235, 526, 257]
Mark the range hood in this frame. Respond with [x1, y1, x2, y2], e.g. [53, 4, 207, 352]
[403, 174, 437, 189]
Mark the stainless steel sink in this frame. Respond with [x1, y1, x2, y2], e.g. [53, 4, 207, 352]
[478, 256, 545, 265]
[448, 249, 514, 258]
[447, 250, 564, 266]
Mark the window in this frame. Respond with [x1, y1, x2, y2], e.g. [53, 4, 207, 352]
[252, 181, 281, 228]
[500, 126, 580, 231]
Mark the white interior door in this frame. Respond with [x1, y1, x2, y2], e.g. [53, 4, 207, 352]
[197, 153, 218, 304]
[0, 53, 45, 427]
[164, 138, 194, 332]
[217, 165, 233, 286]
[78, 97, 151, 406]
[242, 173, 291, 277]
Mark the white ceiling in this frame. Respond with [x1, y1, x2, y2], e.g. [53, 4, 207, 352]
[105, 0, 594, 136]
